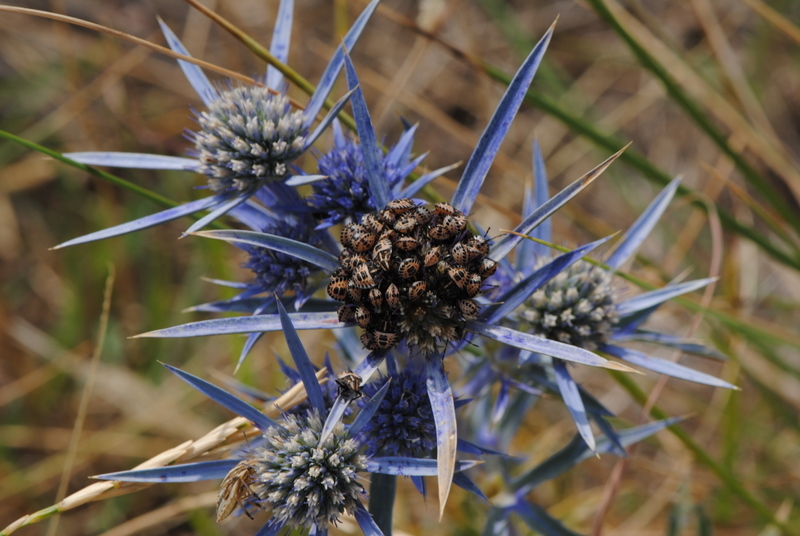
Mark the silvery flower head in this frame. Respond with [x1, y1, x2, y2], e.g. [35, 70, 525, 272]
[190, 84, 308, 192]
[53, 0, 383, 249]
[240, 409, 368, 529]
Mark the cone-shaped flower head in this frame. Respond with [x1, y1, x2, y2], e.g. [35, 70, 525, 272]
[357, 368, 435, 458]
[241, 219, 322, 299]
[191, 87, 308, 192]
[308, 122, 434, 228]
[327, 199, 497, 354]
[519, 260, 619, 351]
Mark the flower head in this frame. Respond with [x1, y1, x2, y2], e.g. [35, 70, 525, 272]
[519, 260, 619, 351]
[308, 121, 440, 228]
[191, 87, 308, 192]
[242, 219, 322, 300]
[327, 200, 495, 354]
[357, 368, 435, 458]
[241, 409, 367, 529]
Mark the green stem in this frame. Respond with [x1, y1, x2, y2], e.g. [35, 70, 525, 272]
[368, 472, 397, 535]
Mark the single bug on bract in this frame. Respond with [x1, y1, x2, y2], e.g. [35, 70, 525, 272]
[216, 461, 258, 523]
[335, 371, 364, 400]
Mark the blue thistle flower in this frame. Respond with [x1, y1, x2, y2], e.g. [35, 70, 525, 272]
[466, 142, 735, 453]
[135, 22, 648, 515]
[357, 367, 435, 459]
[52, 0, 381, 249]
[308, 120, 456, 229]
[240, 219, 322, 301]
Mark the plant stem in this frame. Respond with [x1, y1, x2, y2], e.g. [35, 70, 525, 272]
[368, 473, 397, 535]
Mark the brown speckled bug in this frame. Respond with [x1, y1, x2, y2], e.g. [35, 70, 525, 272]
[424, 246, 442, 267]
[351, 230, 377, 253]
[341, 223, 367, 249]
[442, 214, 466, 235]
[387, 198, 416, 214]
[479, 258, 498, 279]
[373, 238, 393, 271]
[467, 236, 490, 257]
[335, 371, 364, 400]
[434, 202, 457, 216]
[447, 266, 469, 288]
[368, 288, 383, 309]
[362, 213, 385, 234]
[428, 225, 452, 241]
[408, 281, 427, 300]
[413, 206, 433, 225]
[352, 263, 377, 289]
[395, 236, 419, 251]
[347, 280, 363, 301]
[327, 275, 349, 301]
[354, 306, 371, 328]
[394, 215, 417, 234]
[465, 273, 483, 297]
[337, 305, 355, 323]
[370, 331, 399, 350]
[398, 258, 421, 279]
[385, 283, 401, 308]
[451, 243, 469, 265]
[458, 299, 480, 318]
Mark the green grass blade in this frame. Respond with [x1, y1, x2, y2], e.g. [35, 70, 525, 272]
[584, 0, 800, 235]
[609, 371, 793, 535]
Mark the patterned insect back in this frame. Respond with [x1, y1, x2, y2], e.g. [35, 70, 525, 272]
[328, 199, 497, 354]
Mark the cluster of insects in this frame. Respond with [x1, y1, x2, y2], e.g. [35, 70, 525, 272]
[327, 199, 497, 352]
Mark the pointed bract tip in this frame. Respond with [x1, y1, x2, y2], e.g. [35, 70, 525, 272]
[605, 361, 644, 374]
[581, 142, 632, 185]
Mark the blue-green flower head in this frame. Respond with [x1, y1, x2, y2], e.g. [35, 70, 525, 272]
[243, 409, 367, 530]
[191, 85, 308, 192]
[357, 368, 435, 458]
[519, 260, 619, 351]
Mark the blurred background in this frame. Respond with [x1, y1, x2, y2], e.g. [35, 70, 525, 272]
[1, 0, 799, 534]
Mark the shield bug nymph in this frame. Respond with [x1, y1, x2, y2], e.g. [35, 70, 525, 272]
[335, 370, 364, 400]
